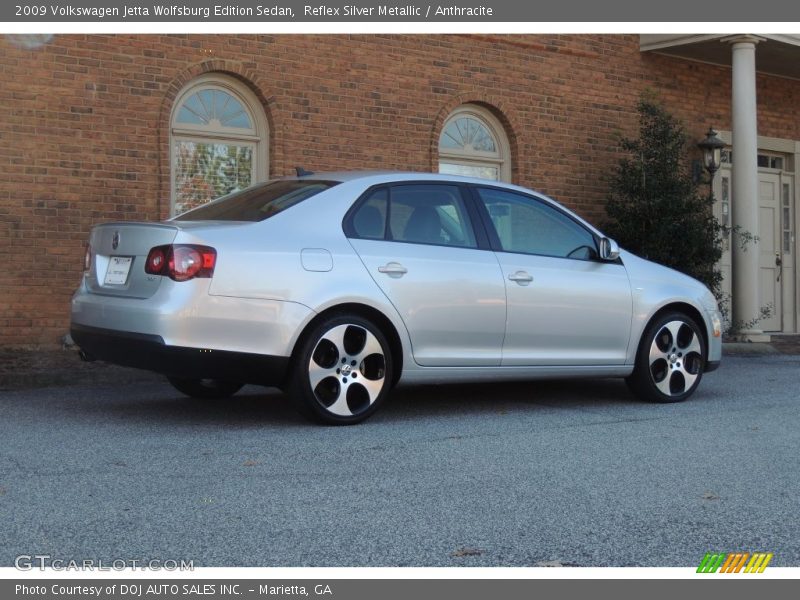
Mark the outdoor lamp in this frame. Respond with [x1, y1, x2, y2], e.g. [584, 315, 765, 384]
[697, 128, 725, 175]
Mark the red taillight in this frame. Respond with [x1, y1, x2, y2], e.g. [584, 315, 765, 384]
[83, 243, 92, 272]
[146, 247, 166, 274]
[145, 245, 216, 282]
[169, 246, 204, 282]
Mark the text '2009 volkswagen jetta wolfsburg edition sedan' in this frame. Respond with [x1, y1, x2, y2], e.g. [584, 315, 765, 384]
[71, 171, 722, 424]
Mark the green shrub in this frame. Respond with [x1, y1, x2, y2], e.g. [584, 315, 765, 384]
[604, 98, 723, 298]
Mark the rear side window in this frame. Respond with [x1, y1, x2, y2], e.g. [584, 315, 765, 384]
[351, 188, 387, 239]
[348, 184, 477, 248]
[174, 179, 338, 222]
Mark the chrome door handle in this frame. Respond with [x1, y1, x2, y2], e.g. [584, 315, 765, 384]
[378, 262, 408, 278]
[508, 270, 533, 285]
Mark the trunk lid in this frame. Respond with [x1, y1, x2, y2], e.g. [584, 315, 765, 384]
[86, 222, 179, 299]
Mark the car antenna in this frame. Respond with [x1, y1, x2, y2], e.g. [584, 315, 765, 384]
[295, 167, 314, 177]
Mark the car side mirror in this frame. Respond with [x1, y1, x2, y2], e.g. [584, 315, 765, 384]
[599, 237, 620, 261]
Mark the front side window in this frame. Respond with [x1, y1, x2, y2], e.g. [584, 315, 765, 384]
[348, 184, 476, 248]
[476, 187, 597, 260]
[171, 75, 268, 216]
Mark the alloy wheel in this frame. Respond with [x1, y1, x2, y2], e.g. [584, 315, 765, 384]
[307, 323, 387, 417]
[648, 320, 703, 397]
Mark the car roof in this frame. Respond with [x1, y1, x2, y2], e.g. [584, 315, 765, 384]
[289, 170, 556, 197]
[290, 170, 515, 187]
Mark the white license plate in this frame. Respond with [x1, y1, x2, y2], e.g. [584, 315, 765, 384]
[104, 256, 133, 285]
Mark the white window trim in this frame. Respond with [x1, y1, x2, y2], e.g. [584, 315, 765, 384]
[438, 105, 511, 183]
[169, 74, 268, 216]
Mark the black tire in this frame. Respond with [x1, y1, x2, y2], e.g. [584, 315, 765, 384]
[167, 377, 243, 400]
[288, 314, 394, 425]
[626, 311, 707, 403]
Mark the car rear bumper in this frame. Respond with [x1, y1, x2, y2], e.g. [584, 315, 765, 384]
[71, 324, 290, 386]
[71, 278, 314, 357]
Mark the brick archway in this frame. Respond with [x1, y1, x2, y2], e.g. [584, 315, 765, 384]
[157, 60, 282, 219]
[431, 93, 521, 184]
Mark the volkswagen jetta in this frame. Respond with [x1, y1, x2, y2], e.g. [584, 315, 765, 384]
[71, 171, 722, 424]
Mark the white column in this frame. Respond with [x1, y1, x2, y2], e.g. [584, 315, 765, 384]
[725, 35, 764, 338]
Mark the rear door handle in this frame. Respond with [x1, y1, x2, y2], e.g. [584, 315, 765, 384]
[378, 262, 408, 278]
[508, 270, 533, 285]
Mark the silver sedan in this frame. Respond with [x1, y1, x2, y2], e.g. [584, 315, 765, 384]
[71, 172, 722, 424]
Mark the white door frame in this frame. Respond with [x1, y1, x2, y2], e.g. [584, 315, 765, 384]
[716, 131, 798, 333]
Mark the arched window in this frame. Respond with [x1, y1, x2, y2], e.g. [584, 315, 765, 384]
[438, 105, 511, 182]
[170, 74, 268, 215]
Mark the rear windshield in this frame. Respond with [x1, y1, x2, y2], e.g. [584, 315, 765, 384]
[173, 179, 338, 222]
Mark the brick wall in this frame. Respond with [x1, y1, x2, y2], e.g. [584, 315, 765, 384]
[1, 34, 799, 348]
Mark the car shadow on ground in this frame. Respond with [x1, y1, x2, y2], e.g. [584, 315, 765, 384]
[97, 385, 305, 428]
[383, 378, 639, 417]
[73, 376, 640, 428]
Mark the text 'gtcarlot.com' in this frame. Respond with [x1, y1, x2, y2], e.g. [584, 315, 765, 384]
[14, 555, 193, 571]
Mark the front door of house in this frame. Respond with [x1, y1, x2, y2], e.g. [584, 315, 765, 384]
[717, 147, 796, 334]
[758, 172, 783, 331]
[758, 169, 795, 332]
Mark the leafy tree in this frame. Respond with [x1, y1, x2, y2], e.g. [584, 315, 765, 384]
[604, 97, 723, 299]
